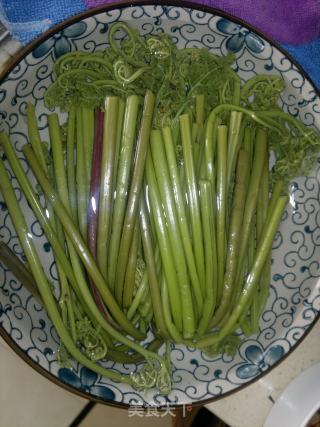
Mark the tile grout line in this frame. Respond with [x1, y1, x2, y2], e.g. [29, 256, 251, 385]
[68, 401, 96, 427]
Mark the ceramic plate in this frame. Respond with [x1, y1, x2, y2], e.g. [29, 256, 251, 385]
[0, 2, 319, 407]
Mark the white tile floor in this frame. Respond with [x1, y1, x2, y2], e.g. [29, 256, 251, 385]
[79, 404, 172, 427]
[0, 337, 172, 427]
[0, 337, 86, 427]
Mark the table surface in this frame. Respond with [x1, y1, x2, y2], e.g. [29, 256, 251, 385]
[1, 31, 320, 427]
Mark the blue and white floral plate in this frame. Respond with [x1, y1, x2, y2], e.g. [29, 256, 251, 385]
[0, 2, 319, 407]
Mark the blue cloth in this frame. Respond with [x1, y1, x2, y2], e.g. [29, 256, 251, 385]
[284, 38, 320, 89]
[0, 0, 85, 44]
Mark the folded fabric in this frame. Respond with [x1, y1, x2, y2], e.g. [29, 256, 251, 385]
[0, 0, 319, 88]
[87, 0, 320, 45]
[0, 0, 85, 44]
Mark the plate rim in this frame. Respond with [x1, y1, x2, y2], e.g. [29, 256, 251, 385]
[0, 0, 319, 408]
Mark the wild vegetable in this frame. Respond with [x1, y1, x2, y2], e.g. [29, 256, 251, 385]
[1, 23, 320, 395]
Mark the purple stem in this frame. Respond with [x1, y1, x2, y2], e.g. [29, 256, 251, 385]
[87, 109, 114, 322]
